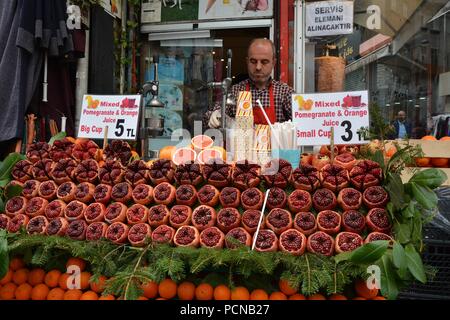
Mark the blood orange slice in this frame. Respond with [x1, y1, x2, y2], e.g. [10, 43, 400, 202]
[172, 148, 197, 165]
[197, 149, 224, 165]
[191, 135, 214, 151]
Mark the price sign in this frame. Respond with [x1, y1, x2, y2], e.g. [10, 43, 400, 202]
[77, 95, 141, 140]
[292, 91, 370, 146]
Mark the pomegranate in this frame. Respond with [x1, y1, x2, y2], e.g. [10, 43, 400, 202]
[267, 187, 287, 210]
[279, 229, 307, 256]
[93, 184, 112, 204]
[349, 160, 383, 190]
[45, 217, 69, 236]
[337, 188, 362, 211]
[26, 142, 51, 163]
[338, 145, 360, 156]
[319, 145, 339, 157]
[363, 186, 389, 209]
[293, 212, 317, 236]
[320, 164, 350, 192]
[232, 160, 261, 190]
[0, 214, 10, 230]
[98, 159, 125, 185]
[153, 182, 176, 206]
[265, 209, 293, 235]
[174, 162, 203, 186]
[5, 196, 28, 217]
[126, 204, 149, 225]
[128, 223, 152, 247]
[50, 158, 77, 184]
[12, 160, 34, 182]
[241, 210, 265, 234]
[126, 160, 150, 186]
[216, 208, 241, 233]
[175, 184, 198, 206]
[25, 197, 49, 217]
[254, 229, 278, 252]
[334, 153, 357, 170]
[32, 159, 55, 182]
[131, 184, 154, 205]
[262, 159, 293, 189]
[311, 154, 330, 170]
[197, 184, 220, 207]
[36, 181, 57, 201]
[49, 138, 75, 162]
[219, 187, 241, 208]
[74, 182, 95, 203]
[366, 208, 391, 233]
[149, 159, 175, 185]
[44, 200, 67, 219]
[341, 210, 366, 234]
[300, 153, 313, 166]
[365, 232, 394, 244]
[111, 182, 133, 203]
[106, 222, 129, 244]
[72, 139, 100, 161]
[148, 204, 170, 227]
[202, 160, 232, 188]
[241, 187, 264, 210]
[335, 232, 363, 253]
[103, 140, 133, 166]
[22, 180, 40, 199]
[86, 222, 108, 241]
[291, 164, 320, 192]
[105, 202, 127, 224]
[84, 203, 106, 224]
[225, 227, 252, 249]
[317, 210, 341, 235]
[307, 231, 335, 256]
[192, 205, 217, 231]
[169, 205, 192, 228]
[174, 226, 200, 248]
[27, 216, 49, 235]
[57, 181, 77, 202]
[288, 189, 312, 213]
[151, 225, 175, 245]
[7, 214, 29, 233]
[199, 227, 225, 249]
[64, 200, 87, 221]
[74, 159, 99, 183]
[67, 219, 88, 240]
[312, 188, 337, 212]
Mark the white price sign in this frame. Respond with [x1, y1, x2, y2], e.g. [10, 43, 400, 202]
[292, 91, 370, 146]
[77, 95, 141, 140]
[306, 1, 354, 37]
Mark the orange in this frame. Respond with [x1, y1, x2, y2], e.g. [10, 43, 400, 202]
[231, 286, 250, 300]
[214, 284, 231, 300]
[431, 158, 449, 168]
[31, 283, 49, 300]
[354, 279, 378, 299]
[28, 268, 46, 286]
[0, 283, 17, 300]
[15, 283, 32, 300]
[421, 135, 437, 141]
[137, 296, 149, 300]
[58, 273, 71, 290]
[90, 275, 107, 293]
[279, 279, 298, 296]
[44, 270, 62, 288]
[353, 297, 367, 300]
[172, 148, 197, 166]
[80, 291, 99, 300]
[372, 296, 387, 300]
[66, 257, 86, 272]
[415, 157, 431, 167]
[158, 278, 177, 299]
[63, 289, 83, 300]
[308, 293, 326, 300]
[141, 281, 158, 299]
[0, 269, 13, 285]
[47, 288, 65, 300]
[80, 271, 92, 290]
[328, 294, 347, 300]
[440, 136, 450, 141]
[12, 268, 29, 285]
[191, 135, 214, 151]
[156, 297, 167, 300]
[250, 289, 268, 300]
[289, 293, 306, 300]
[269, 291, 287, 300]
[9, 257, 25, 271]
[195, 283, 214, 301]
[197, 149, 223, 165]
[385, 146, 397, 158]
[177, 281, 196, 301]
[98, 294, 116, 300]
[159, 145, 177, 161]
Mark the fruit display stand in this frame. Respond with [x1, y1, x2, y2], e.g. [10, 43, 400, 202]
[0, 137, 448, 301]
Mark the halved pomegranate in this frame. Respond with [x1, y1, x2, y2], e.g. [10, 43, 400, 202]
[334, 153, 357, 170]
[106, 222, 129, 244]
[219, 187, 241, 208]
[300, 153, 313, 166]
[86, 222, 108, 241]
[74, 182, 95, 203]
[175, 184, 197, 206]
[98, 159, 125, 185]
[147, 204, 170, 227]
[148, 159, 175, 185]
[363, 186, 389, 209]
[192, 205, 217, 231]
[320, 164, 350, 192]
[200, 227, 225, 249]
[67, 219, 88, 240]
[5, 196, 28, 217]
[337, 188, 362, 211]
[197, 184, 220, 207]
[126, 204, 149, 225]
[225, 227, 252, 249]
[7, 214, 29, 233]
[74, 159, 99, 183]
[265, 209, 293, 235]
[0, 214, 10, 230]
[50, 158, 77, 184]
[174, 226, 200, 248]
[169, 205, 192, 228]
[45, 217, 69, 236]
[57, 182, 77, 203]
[288, 189, 312, 213]
[126, 160, 150, 186]
[267, 187, 287, 210]
[25, 197, 49, 218]
[32, 159, 54, 182]
[291, 164, 320, 192]
[241, 187, 264, 210]
[128, 223, 152, 247]
[44, 200, 67, 219]
[49, 138, 75, 162]
[293, 212, 317, 236]
[349, 160, 383, 190]
[26, 142, 51, 163]
[317, 210, 341, 235]
[131, 184, 154, 205]
[341, 210, 366, 234]
[93, 184, 112, 204]
[319, 145, 339, 157]
[111, 182, 133, 204]
[307, 231, 335, 256]
[174, 162, 203, 186]
[335, 232, 363, 253]
[151, 225, 175, 245]
[254, 229, 278, 252]
[241, 210, 265, 234]
[202, 160, 231, 188]
[279, 229, 307, 256]
[37, 181, 58, 201]
[232, 160, 261, 190]
[153, 182, 176, 206]
[84, 203, 106, 224]
[22, 180, 40, 199]
[312, 188, 337, 212]
[27, 216, 49, 235]
[72, 139, 100, 161]
[365, 232, 394, 244]
[262, 159, 293, 189]
[216, 208, 241, 233]
[11, 160, 34, 182]
[103, 140, 133, 166]
[64, 200, 87, 221]
[366, 208, 391, 233]
[105, 202, 127, 224]
[311, 154, 330, 170]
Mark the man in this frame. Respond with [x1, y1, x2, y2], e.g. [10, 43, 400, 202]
[392, 110, 412, 139]
[205, 38, 294, 128]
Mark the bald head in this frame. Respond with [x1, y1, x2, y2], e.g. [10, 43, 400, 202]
[247, 38, 276, 59]
[246, 38, 276, 89]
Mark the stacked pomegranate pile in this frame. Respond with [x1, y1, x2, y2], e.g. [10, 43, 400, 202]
[0, 138, 392, 256]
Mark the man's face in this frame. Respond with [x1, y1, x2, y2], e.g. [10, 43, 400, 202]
[397, 111, 406, 122]
[246, 41, 275, 87]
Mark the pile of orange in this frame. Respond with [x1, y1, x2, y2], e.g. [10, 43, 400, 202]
[414, 136, 450, 168]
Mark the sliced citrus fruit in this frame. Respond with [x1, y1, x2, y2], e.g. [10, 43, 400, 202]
[172, 148, 197, 165]
[191, 135, 214, 151]
[159, 145, 177, 160]
[197, 148, 223, 165]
